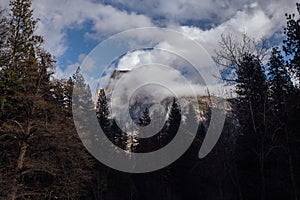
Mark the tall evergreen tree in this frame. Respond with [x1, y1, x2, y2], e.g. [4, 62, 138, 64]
[236, 53, 268, 132]
[0, 8, 8, 59]
[282, 4, 300, 198]
[0, 1, 93, 199]
[168, 98, 181, 128]
[72, 67, 96, 145]
[0, 1, 55, 198]
[96, 88, 111, 128]
[138, 107, 151, 127]
[283, 3, 300, 83]
[163, 98, 181, 143]
[0, 8, 9, 114]
[268, 47, 294, 112]
[235, 53, 269, 199]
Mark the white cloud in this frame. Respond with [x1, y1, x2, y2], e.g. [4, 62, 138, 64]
[2, 0, 299, 85]
[103, 0, 244, 23]
[103, 0, 297, 26]
[177, 2, 295, 56]
[101, 48, 232, 100]
[32, 0, 153, 57]
[2, 0, 298, 58]
[1, 0, 154, 57]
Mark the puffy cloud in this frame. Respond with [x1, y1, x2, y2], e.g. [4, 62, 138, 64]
[32, 0, 153, 57]
[102, 48, 231, 100]
[2, 0, 298, 59]
[178, 2, 297, 55]
[103, 0, 297, 26]
[103, 0, 245, 23]
[1, 0, 153, 57]
[2, 0, 298, 86]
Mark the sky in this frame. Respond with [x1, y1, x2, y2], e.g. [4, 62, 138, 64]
[0, 0, 298, 97]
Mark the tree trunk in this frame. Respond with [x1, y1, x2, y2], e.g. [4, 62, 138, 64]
[260, 144, 265, 200]
[9, 142, 28, 200]
[285, 126, 298, 200]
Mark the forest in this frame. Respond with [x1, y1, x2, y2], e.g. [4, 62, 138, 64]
[0, 0, 300, 199]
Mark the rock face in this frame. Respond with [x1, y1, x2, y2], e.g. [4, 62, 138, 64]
[105, 69, 130, 97]
[96, 69, 227, 124]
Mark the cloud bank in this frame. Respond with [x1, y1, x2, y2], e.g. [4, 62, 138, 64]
[1, 0, 298, 81]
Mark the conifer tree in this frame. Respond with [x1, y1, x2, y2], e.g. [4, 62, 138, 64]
[281, 4, 300, 198]
[0, 1, 55, 198]
[0, 8, 9, 114]
[0, 1, 93, 199]
[235, 53, 269, 199]
[283, 3, 300, 82]
[235, 53, 268, 133]
[138, 107, 151, 127]
[96, 88, 111, 128]
[268, 47, 293, 112]
[164, 98, 181, 142]
[267, 47, 299, 200]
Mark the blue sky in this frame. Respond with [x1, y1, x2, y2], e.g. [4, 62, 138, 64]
[0, 0, 298, 80]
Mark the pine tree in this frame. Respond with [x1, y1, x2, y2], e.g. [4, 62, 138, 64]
[168, 98, 181, 126]
[138, 107, 151, 127]
[283, 3, 300, 83]
[72, 67, 96, 145]
[236, 53, 268, 133]
[268, 47, 293, 112]
[96, 88, 111, 128]
[0, 1, 55, 198]
[267, 48, 299, 200]
[235, 53, 269, 199]
[0, 8, 9, 114]
[0, 1, 93, 199]
[281, 5, 300, 197]
[164, 98, 181, 141]
[0, 8, 8, 58]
